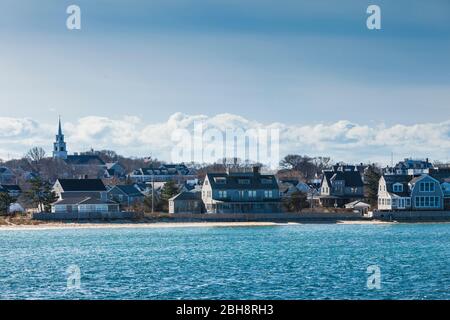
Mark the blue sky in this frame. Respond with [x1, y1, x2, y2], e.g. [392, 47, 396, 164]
[0, 0, 449, 163]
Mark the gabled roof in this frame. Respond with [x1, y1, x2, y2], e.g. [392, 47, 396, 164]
[329, 171, 364, 187]
[382, 175, 412, 197]
[56, 179, 106, 192]
[206, 172, 279, 190]
[0, 167, 13, 175]
[65, 155, 105, 166]
[345, 200, 370, 208]
[409, 174, 440, 186]
[110, 185, 143, 197]
[169, 191, 201, 201]
[0, 185, 21, 192]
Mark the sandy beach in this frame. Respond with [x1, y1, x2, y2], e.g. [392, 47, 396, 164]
[0, 220, 396, 231]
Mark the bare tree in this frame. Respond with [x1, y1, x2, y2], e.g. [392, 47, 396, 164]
[26, 147, 46, 163]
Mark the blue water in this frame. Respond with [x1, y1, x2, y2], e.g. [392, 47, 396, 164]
[1, 223, 450, 300]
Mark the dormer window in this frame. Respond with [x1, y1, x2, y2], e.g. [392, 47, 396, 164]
[214, 177, 226, 184]
[393, 183, 403, 193]
[238, 179, 250, 185]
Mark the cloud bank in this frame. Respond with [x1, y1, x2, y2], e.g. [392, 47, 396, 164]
[0, 113, 449, 166]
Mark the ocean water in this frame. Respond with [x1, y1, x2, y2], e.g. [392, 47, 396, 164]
[0, 223, 449, 300]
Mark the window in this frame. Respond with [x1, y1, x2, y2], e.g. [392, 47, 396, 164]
[248, 190, 256, 198]
[238, 179, 250, 185]
[218, 190, 227, 198]
[264, 190, 273, 198]
[420, 181, 435, 192]
[415, 196, 441, 208]
[261, 178, 273, 184]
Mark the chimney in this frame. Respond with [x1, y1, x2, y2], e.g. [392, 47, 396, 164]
[253, 166, 261, 175]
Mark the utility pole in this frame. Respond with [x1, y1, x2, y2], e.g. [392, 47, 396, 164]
[151, 174, 154, 213]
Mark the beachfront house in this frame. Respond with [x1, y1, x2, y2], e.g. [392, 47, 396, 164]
[169, 191, 203, 214]
[51, 197, 120, 214]
[318, 165, 365, 207]
[378, 174, 444, 211]
[51, 179, 119, 214]
[202, 166, 282, 214]
[107, 185, 144, 207]
[53, 179, 108, 200]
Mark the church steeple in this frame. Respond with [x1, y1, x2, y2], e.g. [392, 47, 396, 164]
[53, 116, 68, 159]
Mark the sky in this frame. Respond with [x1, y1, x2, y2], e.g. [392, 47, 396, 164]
[0, 0, 449, 165]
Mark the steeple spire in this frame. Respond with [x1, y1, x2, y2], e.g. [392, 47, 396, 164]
[58, 115, 62, 136]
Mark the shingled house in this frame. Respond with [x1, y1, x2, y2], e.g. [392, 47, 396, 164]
[169, 191, 203, 214]
[377, 174, 445, 211]
[201, 167, 282, 214]
[107, 185, 144, 207]
[51, 179, 119, 213]
[319, 165, 365, 207]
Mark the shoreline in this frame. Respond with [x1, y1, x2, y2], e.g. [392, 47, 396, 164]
[0, 219, 398, 231]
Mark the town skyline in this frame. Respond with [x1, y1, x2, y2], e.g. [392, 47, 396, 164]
[0, 114, 448, 166]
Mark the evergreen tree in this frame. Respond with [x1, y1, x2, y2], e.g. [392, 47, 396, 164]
[365, 165, 381, 207]
[26, 177, 58, 212]
[0, 192, 15, 215]
[160, 181, 179, 212]
[283, 191, 308, 213]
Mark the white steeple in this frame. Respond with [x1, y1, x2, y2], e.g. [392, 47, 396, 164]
[53, 116, 68, 159]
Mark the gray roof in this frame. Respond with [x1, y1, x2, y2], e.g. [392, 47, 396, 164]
[0, 185, 21, 192]
[430, 168, 450, 183]
[383, 175, 412, 197]
[57, 179, 106, 192]
[206, 172, 279, 190]
[53, 197, 117, 205]
[110, 185, 143, 197]
[323, 170, 364, 188]
[170, 191, 201, 201]
[134, 164, 193, 176]
[65, 155, 105, 166]
[0, 167, 13, 175]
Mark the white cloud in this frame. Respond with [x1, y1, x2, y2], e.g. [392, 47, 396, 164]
[0, 114, 449, 165]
